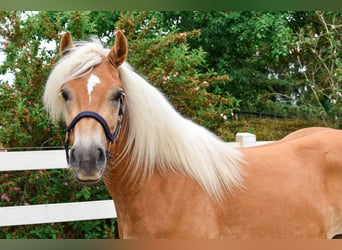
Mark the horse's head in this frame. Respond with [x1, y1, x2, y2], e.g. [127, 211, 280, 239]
[56, 31, 127, 183]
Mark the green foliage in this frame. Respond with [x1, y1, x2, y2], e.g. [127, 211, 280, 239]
[156, 12, 298, 111]
[289, 11, 342, 121]
[0, 11, 63, 148]
[1, 218, 118, 239]
[1, 10, 341, 146]
[156, 11, 342, 122]
[116, 11, 239, 133]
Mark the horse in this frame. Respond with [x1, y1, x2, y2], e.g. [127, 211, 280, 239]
[43, 31, 342, 239]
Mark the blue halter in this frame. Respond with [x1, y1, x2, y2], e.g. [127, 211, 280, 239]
[64, 98, 124, 164]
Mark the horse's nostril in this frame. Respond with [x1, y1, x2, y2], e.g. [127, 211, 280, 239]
[97, 148, 106, 166]
[71, 148, 76, 157]
[69, 148, 78, 168]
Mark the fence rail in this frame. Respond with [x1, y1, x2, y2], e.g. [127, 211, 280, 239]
[0, 133, 271, 227]
[0, 200, 116, 227]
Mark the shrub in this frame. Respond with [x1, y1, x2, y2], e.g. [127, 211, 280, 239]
[111, 12, 241, 135]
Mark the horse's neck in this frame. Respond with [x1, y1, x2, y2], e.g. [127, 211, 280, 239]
[102, 118, 219, 238]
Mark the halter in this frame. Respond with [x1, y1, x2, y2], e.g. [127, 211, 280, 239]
[64, 97, 124, 164]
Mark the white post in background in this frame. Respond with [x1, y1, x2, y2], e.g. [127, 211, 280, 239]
[235, 132, 256, 147]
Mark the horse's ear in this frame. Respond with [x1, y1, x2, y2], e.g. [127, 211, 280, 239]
[108, 31, 128, 67]
[60, 32, 74, 57]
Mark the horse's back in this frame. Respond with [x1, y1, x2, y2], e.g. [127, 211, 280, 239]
[281, 127, 342, 142]
[245, 127, 342, 151]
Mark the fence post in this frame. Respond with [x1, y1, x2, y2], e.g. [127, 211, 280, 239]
[235, 132, 256, 147]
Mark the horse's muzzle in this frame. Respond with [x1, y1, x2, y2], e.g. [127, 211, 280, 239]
[69, 144, 107, 183]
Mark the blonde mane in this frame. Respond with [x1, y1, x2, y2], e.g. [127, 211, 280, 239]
[119, 64, 244, 200]
[44, 41, 244, 201]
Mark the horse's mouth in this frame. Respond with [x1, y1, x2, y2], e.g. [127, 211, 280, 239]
[75, 177, 102, 185]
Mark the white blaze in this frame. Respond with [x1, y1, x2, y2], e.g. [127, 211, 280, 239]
[87, 74, 101, 103]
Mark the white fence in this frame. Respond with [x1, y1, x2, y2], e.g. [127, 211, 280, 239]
[0, 149, 116, 227]
[0, 133, 271, 227]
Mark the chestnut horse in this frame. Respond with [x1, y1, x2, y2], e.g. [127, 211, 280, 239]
[43, 31, 342, 239]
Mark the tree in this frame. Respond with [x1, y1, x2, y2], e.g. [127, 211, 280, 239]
[156, 11, 341, 122]
[290, 11, 342, 121]
[115, 11, 238, 132]
[155, 12, 297, 113]
[0, 11, 62, 147]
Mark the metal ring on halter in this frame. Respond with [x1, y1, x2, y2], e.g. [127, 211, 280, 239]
[64, 97, 124, 164]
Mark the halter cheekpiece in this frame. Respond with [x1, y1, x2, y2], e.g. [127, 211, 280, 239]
[64, 97, 124, 164]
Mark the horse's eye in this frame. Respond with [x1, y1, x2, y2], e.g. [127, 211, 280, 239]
[112, 90, 125, 102]
[60, 89, 70, 101]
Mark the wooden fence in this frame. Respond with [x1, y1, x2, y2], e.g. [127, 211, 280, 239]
[0, 133, 271, 227]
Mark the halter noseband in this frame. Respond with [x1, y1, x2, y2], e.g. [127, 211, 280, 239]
[64, 97, 124, 164]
